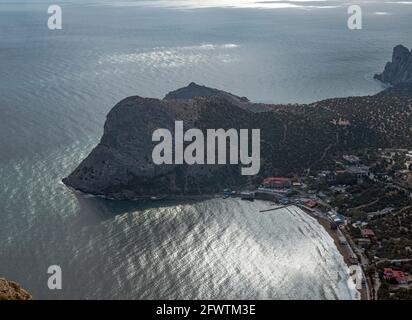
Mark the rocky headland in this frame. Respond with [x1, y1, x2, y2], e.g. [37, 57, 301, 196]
[63, 45, 412, 200]
[374, 44, 412, 86]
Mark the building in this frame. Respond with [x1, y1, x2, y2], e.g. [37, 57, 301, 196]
[366, 207, 394, 219]
[240, 191, 255, 201]
[333, 214, 346, 226]
[383, 268, 408, 285]
[345, 165, 370, 178]
[327, 211, 346, 226]
[343, 155, 360, 164]
[304, 199, 317, 208]
[361, 229, 375, 239]
[262, 177, 291, 189]
[357, 238, 371, 247]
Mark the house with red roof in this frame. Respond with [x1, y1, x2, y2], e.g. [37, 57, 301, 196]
[304, 199, 317, 208]
[361, 229, 375, 239]
[262, 177, 291, 189]
[383, 268, 408, 285]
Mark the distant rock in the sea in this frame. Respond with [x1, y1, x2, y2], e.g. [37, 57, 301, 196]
[0, 278, 32, 300]
[374, 44, 412, 85]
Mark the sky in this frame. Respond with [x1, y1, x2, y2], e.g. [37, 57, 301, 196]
[103, 0, 412, 10]
[3, 0, 412, 8]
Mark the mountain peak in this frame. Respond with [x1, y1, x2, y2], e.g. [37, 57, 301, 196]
[164, 82, 249, 102]
[374, 44, 412, 85]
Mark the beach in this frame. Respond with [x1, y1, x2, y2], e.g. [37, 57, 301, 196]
[299, 206, 367, 300]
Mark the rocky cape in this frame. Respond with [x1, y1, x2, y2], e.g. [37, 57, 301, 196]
[63, 47, 412, 200]
[374, 44, 412, 86]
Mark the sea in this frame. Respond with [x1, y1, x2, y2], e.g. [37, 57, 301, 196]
[1, 0, 411, 299]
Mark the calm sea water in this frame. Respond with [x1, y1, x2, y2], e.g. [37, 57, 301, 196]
[1, 0, 411, 299]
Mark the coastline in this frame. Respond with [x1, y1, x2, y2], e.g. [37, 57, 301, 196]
[299, 207, 352, 265]
[298, 206, 366, 300]
[67, 184, 218, 203]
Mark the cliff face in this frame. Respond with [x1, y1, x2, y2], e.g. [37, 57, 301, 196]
[0, 278, 32, 300]
[63, 96, 211, 198]
[375, 45, 412, 85]
[63, 82, 412, 199]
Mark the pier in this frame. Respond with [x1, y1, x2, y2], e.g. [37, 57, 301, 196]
[259, 205, 292, 213]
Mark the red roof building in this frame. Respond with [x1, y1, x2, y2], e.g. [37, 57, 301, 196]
[383, 268, 407, 285]
[361, 229, 375, 239]
[262, 177, 291, 189]
[304, 200, 317, 208]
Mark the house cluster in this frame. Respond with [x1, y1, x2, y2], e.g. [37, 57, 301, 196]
[341, 154, 371, 181]
[378, 148, 412, 174]
[366, 207, 394, 220]
[353, 228, 376, 247]
[378, 148, 412, 159]
[311, 154, 371, 184]
[377, 148, 412, 187]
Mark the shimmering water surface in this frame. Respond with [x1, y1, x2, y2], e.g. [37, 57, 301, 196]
[1, 0, 412, 299]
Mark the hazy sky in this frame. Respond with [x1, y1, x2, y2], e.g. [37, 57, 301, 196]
[106, 0, 412, 9]
[4, 0, 412, 10]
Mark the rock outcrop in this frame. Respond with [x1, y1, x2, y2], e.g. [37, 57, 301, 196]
[0, 278, 32, 300]
[374, 44, 412, 85]
[164, 82, 249, 103]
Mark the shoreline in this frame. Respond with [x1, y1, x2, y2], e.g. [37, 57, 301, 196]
[299, 207, 352, 265]
[66, 184, 218, 203]
[298, 206, 366, 300]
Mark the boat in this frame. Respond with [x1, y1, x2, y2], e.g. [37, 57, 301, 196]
[150, 195, 167, 201]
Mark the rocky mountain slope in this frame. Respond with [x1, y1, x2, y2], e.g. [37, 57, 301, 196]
[63, 46, 412, 199]
[0, 278, 32, 300]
